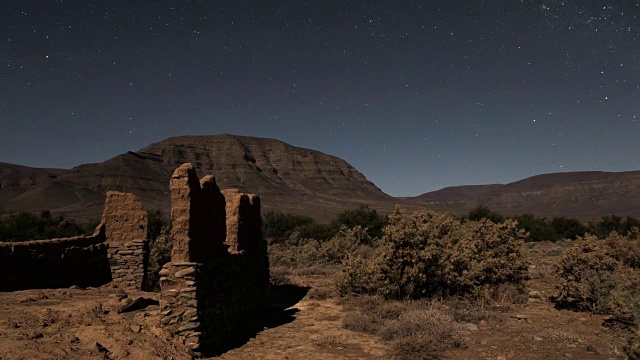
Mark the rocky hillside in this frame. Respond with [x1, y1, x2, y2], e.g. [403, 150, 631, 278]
[409, 171, 640, 220]
[0, 135, 396, 221]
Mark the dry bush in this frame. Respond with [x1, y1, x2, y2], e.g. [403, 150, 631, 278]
[626, 331, 640, 360]
[313, 335, 346, 349]
[340, 296, 468, 359]
[556, 233, 640, 325]
[386, 310, 468, 359]
[269, 226, 373, 276]
[144, 230, 172, 291]
[337, 208, 529, 300]
[269, 266, 292, 286]
[342, 312, 386, 335]
[307, 287, 334, 300]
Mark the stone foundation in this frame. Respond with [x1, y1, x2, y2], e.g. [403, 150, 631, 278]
[107, 239, 148, 287]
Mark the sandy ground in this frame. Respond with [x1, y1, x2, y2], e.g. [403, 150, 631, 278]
[0, 246, 634, 360]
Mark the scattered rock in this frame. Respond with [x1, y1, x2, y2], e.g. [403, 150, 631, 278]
[533, 336, 543, 341]
[64, 334, 79, 343]
[463, 322, 479, 331]
[130, 324, 141, 333]
[528, 290, 541, 299]
[586, 345, 599, 354]
[95, 342, 109, 354]
[117, 297, 159, 313]
[512, 314, 528, 320]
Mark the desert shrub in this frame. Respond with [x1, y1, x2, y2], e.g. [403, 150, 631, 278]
[295, 222, 335, 241]
[464, 205, 504, 224]
[270, 226, 373, 271]
[337, 208, 529, 300]
[146, 210, 168, 243]
[330, 205, 387, 239]
[588, 215, 640, 239]
[0, 211, 97, 242]
[382, 309, 468, 358]
[262, 211, 317, 243]
[143, 221, 172, 292]
[626, 331, 640, 360]
[340, 296, 467, 359]
[556, 234, 640, 325]
[550, 216, 588, 240]
[512, 214, 557, 242]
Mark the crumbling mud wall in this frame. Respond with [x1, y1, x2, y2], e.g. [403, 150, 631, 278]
[0, 225, 111, 291]
[103, 191, 149, 288]
[160, 163, 270, 356]
[0, 191, 150, 292]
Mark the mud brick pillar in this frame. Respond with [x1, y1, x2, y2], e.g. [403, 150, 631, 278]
[160, 164, 270, 356]
[103, 191, 149, 288]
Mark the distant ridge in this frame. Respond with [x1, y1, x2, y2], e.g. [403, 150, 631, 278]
[1, 135, 640, 221]
[407, 170, 640, 220]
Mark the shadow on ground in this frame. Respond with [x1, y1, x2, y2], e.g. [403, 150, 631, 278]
[205, 284, 310, 357]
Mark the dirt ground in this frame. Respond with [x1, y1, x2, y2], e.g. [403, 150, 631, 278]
[0, 243, 634, 360]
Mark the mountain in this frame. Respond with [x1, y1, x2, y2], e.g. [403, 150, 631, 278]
[2, 135, 640, 222]
[0, 135, 397, 221]
[408, 171, 640, 221]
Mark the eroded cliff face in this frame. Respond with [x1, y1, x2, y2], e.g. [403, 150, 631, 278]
[138, 134, 386, 198]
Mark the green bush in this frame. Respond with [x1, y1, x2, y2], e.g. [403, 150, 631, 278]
[263, 211, 319, 243]
[144, 225, 172, 292]
[556, 233, 640, 325]
[464, 206, 505, 224]
[337, 208, 529, 300]
[512, 214, 557, 242]
[331, 205, 387, 239]
[550, 217, 588, 240]
[0, 211, 97, 242]
[588, 215, 640, 239]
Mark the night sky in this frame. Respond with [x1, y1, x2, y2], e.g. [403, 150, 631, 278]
[2, 1, 640, 196]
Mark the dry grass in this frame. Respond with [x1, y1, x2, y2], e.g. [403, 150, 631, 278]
[340, 295, 469, 358]
[312, 335, 346, 349]
[540, 328, 584, 344]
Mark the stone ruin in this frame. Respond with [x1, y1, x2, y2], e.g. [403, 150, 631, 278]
[103, 191, 149, 287]
[159, 163, 270, 356]
[0, 162, 271, 356]
[0, 190, 149, 291]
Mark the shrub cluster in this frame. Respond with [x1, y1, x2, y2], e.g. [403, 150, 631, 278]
[464, 206, 640, 242]
[336, 208, 529, 300]
[144, 213, 172, 291]
[556, 232, 640, 326]
[0, 211, 98, 242]
[263, 205, 387, 244]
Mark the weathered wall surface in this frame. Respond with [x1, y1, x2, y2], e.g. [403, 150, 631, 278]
[0, 225, 111, 291]
[160, 163, 270, 356]
[103, 191, 149, 288]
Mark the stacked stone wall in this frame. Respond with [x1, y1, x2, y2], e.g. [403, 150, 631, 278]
[160, 163, 270, 356]
[0, 225, 111, 291]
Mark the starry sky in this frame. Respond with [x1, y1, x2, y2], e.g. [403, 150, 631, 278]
[2, 1, 640, 196]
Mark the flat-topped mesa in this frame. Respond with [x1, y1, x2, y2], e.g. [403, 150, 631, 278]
[169, 163, 226, 263]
